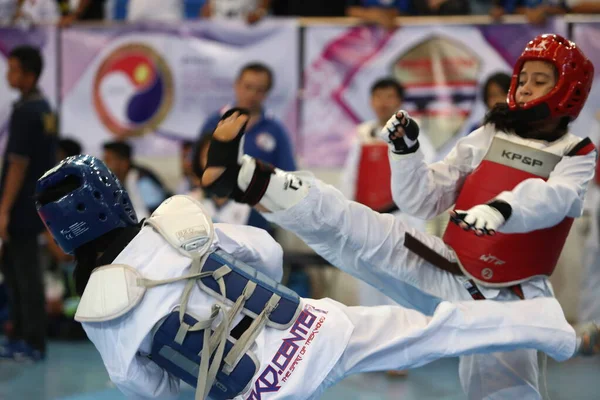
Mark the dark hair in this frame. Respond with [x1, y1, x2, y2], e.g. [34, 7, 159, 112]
[237, 62, 274, 91]
[103, 141, 132, 161]
[370, 78, 405, 101]
[482, 72, 511, 106]
[9, 45, 43, 81]
[58, 138, 83, 158]
[484, 103, 570, 141]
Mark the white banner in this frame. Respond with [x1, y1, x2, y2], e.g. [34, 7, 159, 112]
[61, 20, 299, 157]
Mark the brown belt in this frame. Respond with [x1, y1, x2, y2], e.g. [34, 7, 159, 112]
[403, 233, 524, 300]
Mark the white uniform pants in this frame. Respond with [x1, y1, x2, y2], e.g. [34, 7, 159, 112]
[306, 297, 575, 400]
[267, 181, 562, 399]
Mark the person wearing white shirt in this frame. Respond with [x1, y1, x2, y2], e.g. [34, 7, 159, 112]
[127, 0, 183, 22]
[200, 0, 271, 24]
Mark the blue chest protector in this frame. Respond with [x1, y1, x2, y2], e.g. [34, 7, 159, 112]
[150, 250, 302, 400]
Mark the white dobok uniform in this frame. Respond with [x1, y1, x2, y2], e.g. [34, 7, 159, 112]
[262, 125, 596, 399]
[77, 196, 577, 400]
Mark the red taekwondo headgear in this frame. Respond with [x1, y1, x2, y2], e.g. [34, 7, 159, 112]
[507, 33, 594, 121]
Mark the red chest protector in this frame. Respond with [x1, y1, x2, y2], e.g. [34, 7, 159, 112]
[355, 142, 394, 212]
[443, 137, 573, 287]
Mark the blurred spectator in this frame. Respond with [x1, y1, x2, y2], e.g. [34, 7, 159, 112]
[481, 72, 511, 111]
[491, 1, 567, 24]
[57, 137, 82, 161]
[200, 0, 270, 24]
[470, 0, 493, 14]
[0, 45, 57, 362]
[410, 0, 471, 15]
[176, 140, 197, 195]
[470, 71, 511, 132]
[272, 0, 346, 16]
[346, 0, 407, 30]
[12, 0, 60, 25]
[198, 63, 307, 294]
[56, 0, 106, 26]
[126, 0, 183, 21]
[0, 0, 17, 25]
[102, 141, 171, 219]
[566, 0, 600, 12]
[199, 63, 296, 173]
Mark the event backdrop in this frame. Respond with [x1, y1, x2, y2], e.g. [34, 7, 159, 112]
[301, 19, 567, 167]
[0, 18, 588, 165]
[60, 19, 299, 156]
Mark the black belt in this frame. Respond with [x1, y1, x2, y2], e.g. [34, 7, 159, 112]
[404, 233, 525, 300]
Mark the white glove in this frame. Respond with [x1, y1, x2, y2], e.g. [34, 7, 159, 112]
[450, 204, 507, 236]
[379, 110, 419, 153]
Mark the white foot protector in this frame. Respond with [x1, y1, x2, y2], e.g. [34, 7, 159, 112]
[237, 155, 311, 212]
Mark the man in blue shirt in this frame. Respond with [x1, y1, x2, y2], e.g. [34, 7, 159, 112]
[491, 0, 567, 23]
[198, 63, 309, 296]
[199, 62, 296, 173]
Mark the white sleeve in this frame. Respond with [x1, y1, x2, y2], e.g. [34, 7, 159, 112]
[496, 151, 597, 233]
[390, 127, 491, 219]
[214, 223, 284, 282]
[111, 355, 180, 400]
[265, 178, 446, 314]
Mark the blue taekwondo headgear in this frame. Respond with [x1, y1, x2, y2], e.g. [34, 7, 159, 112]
[35, 155, 139, 255]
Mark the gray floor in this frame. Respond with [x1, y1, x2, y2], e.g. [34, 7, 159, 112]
[0, 340, 599, 400]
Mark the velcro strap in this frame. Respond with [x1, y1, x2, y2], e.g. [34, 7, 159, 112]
[206, 108, 250, 168]
[234, 160, 275, 206]
[402, 117, 420, 141]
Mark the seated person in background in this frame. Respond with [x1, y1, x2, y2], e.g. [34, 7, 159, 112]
[410, 0, 471, 15]
[126, 0, 184, 22]
[491, 0, 567, 24]
[566, 0, 600, 13]
[346, 0, 407, 30]
[469, 72, 511, 132]
[57, 138, 82, 161]
[200, 0, 271, 24]
[102, 141, 171, 219]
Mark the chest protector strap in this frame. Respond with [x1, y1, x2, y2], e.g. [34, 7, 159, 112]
[139, 195, 301, 399]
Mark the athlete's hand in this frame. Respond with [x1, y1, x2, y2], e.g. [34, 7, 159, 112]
[449, 203, 510, 236]
[379, 110, 420, 154]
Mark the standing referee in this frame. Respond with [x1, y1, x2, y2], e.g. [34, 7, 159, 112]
[0, 46, 57, 361]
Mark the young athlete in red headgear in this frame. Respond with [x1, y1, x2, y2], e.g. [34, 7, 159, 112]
[201, 34, 600, 399]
